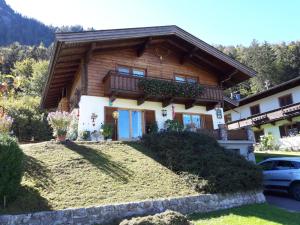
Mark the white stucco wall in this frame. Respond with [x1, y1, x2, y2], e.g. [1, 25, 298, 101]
[225, 86, 300, 121]
[78, 95, 224, 132]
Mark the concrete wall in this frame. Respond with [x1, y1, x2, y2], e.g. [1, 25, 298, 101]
[78, 95, 225, 133]
[0, 191, 265, 225]
[226, 86, 300, 121]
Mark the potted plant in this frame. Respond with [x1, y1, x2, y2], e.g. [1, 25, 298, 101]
[100, 123, 113, 141]
[47, 111, 72, 142]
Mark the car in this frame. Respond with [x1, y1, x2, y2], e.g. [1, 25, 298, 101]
[258, 157, 300, 201]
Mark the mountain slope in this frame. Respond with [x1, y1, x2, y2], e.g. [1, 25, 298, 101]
[0, 0, 54, 46]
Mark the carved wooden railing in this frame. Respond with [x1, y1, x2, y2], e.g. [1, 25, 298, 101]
[103, 71, 223, 102]
[228, 102, 300, 130]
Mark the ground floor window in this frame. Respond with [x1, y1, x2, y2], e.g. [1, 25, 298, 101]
[279, 122, 300, 138]
[182, 114, 201, 129]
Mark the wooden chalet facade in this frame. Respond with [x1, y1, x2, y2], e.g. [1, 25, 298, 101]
[41, 26, 256, 143]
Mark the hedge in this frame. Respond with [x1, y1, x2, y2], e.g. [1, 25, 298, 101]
[141, 131, 262, 194]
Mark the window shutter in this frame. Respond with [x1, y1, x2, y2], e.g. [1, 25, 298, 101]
[174, 113, 183, 125]
[144, 110, 156, 133]
[201, 114, 214, 130]
[104, 107, 118, 140]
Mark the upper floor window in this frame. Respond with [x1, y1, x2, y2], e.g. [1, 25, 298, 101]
[117, 65, 146, 77]
[250, 104, 260, 116]
[278, 94, 293, 107]
[174, 74, 198, 83]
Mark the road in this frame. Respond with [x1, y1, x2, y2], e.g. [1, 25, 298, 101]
[265, 192, 300, 212]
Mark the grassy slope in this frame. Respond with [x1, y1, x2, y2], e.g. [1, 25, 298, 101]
[255, 151, 300, 163]
[190, 204, 300, 225]
[1, 142, 196, 214]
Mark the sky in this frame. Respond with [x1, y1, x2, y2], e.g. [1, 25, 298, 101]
[5, 0, 300, 46]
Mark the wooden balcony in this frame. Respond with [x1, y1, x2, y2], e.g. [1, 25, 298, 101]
[103, 71, 223, 109]
[228, 102, 300, 130]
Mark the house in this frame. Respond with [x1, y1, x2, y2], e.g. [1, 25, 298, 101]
[41, 25, 257, 157]
[225, 76, 300, 150]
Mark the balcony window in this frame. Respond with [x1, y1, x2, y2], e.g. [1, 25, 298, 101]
[174, 74, 198, 83]
[117, 65, 145, 77]
[250, 104, 260, 116]
[279, 94, 293, 107]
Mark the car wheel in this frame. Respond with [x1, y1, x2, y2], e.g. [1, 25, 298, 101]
[290, 183, 300, 201]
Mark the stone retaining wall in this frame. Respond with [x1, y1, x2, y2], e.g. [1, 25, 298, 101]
[0, 191, 265, 225]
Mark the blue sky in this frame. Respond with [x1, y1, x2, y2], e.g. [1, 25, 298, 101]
[6, 0, 300, 46]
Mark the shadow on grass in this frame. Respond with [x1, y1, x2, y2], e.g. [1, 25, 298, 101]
[0, 185, 51, 215]
[189, 203, 300, 225]
[64, 142, 133, 183]
[24, 155, 54, 190]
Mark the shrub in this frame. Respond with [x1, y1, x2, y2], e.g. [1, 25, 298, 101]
[0, 96, 52, 141]
[100, 123, 113, 140]
[164, 119, 184, 132]
[119, 210, 192, 225]
[0, 114, 13, 133]
[141, 131, 262, 193]
[80, 130, 91, 141]
[0, 134, 24, 207]
[258, 133, 275, 151]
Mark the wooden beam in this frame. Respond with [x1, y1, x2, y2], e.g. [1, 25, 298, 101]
[185, 100, 196, 110]
[137, 96, 147, 105]
[137, 37, 152, 57]
[162, 98, 174, 108]
[85, 42, 96, 63]
[180, 47, 198, 64]
[81, 58, 88, 95]
[109, 94, 117, 103]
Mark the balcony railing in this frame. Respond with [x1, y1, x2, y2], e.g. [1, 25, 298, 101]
[103, 71, 223, 105]
[197, 127, 250, 141]
[228, 102, 300, 130]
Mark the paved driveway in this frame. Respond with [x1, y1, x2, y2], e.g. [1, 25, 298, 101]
[265, 191, 300, 212]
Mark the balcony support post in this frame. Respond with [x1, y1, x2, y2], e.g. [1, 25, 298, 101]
[245, 126, 255, 142]
[218, 124, 228, 141]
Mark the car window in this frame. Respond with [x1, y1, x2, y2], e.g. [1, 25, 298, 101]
[274, 160, 296, 170]
[259, 161, 274, 170]
[292, 161, 300, 169]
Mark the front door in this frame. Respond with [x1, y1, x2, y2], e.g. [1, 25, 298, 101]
[118, 109, 143, 140]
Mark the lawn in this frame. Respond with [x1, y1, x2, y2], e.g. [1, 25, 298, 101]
[255, 150, 300, 163]
[189, 203, 300, 225]
[0, 142, 196, 214]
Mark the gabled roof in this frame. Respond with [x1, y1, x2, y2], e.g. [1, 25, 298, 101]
[237, 76, 300, 107]
[41, 25, 257, 109]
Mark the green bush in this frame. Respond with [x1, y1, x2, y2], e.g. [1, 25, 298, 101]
[164, 119, 184, 132]
[141, 131, 262, 193]
[119, 210, 192, 225]
[0, 96, 52, 141]
[0, 134, 24, 206]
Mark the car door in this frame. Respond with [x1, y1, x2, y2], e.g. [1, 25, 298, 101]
[268, 160, 295, 190]
[259, 160, 276, 187]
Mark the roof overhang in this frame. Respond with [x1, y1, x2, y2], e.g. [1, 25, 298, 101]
[41, 25, 257, 109]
